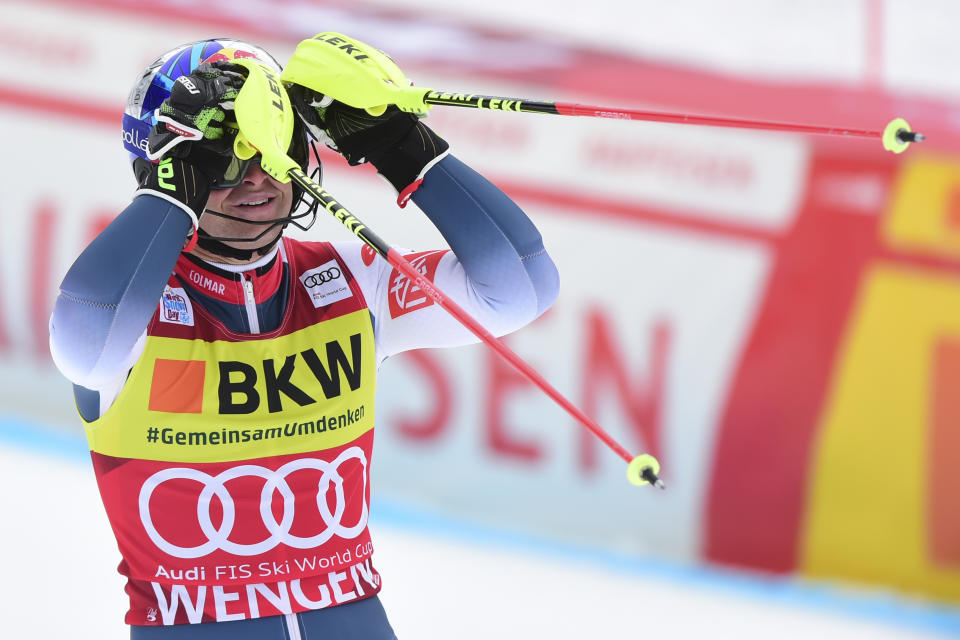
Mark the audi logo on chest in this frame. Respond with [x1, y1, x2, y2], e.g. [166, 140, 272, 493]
[299, 260, 354, 309]
[138, 448, 369, 558]
[302, 267, 341, 288]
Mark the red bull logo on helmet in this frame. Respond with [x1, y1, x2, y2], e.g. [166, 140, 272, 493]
[203, 48, 262, 65]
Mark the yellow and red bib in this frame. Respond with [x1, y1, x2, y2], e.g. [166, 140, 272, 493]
[83, 239, 380, 626]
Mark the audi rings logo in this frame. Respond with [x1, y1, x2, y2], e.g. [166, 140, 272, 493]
[300, 260, 353, 308]
[302, 268, 341, 288]
[138, 448, 368, 558]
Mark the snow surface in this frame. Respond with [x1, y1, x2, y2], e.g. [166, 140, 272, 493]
[1, 439, 956, 639]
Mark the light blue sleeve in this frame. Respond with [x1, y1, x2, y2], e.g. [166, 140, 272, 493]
[411, 154, 559, 316]
[49, 194, 192, 388]
[361, 154, 559, 362]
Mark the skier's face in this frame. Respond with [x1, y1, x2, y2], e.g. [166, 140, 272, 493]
[198, 160, 294, 258]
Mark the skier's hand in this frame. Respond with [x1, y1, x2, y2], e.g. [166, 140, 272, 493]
[135, 62, 256, 226]
[146, 62, 246, 161]
[289, 84, 448, 203]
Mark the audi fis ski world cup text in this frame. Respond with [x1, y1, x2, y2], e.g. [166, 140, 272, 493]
[152, 540, 373, 583]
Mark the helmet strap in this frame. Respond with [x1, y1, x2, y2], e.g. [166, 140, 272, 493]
[182, 139, 322, 262]
[193, 227, 284, 261]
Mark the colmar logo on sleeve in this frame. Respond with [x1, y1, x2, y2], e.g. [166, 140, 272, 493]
[387, 250, 448, 319]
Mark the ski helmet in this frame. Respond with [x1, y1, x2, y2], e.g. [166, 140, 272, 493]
[123, 39, 320, 259]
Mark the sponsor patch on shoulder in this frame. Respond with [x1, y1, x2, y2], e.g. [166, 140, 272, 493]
[388, 250, 448, 319]
[300, 259, 353, 308]
[361, 244, 377, 267]
[159, 286, 194, 326]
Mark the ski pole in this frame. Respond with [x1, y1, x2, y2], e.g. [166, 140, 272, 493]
[232, 58, 666, 490]
[280, 32, 924, 155]
[421, 93, 924, 154]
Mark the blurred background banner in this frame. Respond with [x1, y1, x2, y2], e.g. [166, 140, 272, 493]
[2, 0, 960, 615]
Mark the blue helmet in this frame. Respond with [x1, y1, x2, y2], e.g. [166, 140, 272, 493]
[123, 39, 311, 187]
[123, 39, 319, 258]
[123, 40, 281, 163]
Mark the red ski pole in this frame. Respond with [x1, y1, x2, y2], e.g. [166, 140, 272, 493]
[289, 172, 666, 490]
[422, 92, 924, 154]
